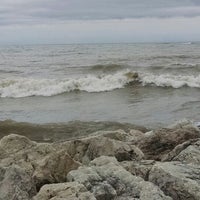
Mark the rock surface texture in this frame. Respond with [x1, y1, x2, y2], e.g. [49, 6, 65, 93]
[0, 121, 199, 199]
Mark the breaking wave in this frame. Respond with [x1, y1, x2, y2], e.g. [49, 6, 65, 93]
[0, 71, 200, 98]
[140, 73, 200, 88]
[0, 70, 137, 98]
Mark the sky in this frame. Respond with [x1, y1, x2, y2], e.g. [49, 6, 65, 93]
[0, 0, 200, 44]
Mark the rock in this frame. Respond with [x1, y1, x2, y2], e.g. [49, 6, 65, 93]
[162, 138, 200, 164]
[32, 150, 80, 191]
[33, 182, 96, 200]
[94, 129, 144, 143]
[0, 134, 80, 191]
[121, 160, 156, 180]
[0, 165, 36, 200]
[67, 156, 172, 200]
[149, 162, 200, 200]
[171, 139, 200, 165]
[0, 134, 36, 155]
[61, 135, 144, 164]
[136, 125, 200, 160]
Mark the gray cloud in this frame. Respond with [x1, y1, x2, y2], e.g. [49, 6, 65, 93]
[1, 0, 200, 26]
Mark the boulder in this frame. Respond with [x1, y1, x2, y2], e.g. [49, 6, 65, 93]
[136, 125, 200, 160]
[67, 156, 172, 200]
[0, 165, 36, 200]
[149, 162, 200, 200]
[121, 160, 156, 180]
[33, 182, 96, 200]
[60, 135, 144, 164]
[94, 129, 144, 143]
[162, 139, 200, 165]
[0, 134, 80, 191]
[32, 150, 80, 191]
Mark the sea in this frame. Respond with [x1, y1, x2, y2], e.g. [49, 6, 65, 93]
[0, 42, 199, 133]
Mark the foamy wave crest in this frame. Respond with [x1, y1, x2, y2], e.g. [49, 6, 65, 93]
[0, 71, 137, 98]
[140, 73, 200, 88]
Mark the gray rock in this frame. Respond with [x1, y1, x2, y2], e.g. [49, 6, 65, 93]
[121, 160, 156, 180]
[94, 129, 144, 143]
[0, 165, 36, 200]
[149, 162, 200, 200]
[67, 156, 172, 200]
[0, 134, 80, 191]
[33, 182, 96, 200]
[163, 139, 200, 165]
[135, 125, 200, 160]
[60, 135, 144, 164]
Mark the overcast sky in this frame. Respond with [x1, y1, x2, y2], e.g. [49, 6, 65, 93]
[0, 0, 200, 44]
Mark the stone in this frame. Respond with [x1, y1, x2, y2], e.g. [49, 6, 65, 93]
[0, 134, 80, 191]
[162, 139, 200, 165]
[149, 162, 200, 200]
[33, 182, 96, 200]
[0, 165, 36, 200]
[62, 135, 144, 164]
[32, 150, 80, 191]
[67, 156, 172, 200]
[135, 125, 200, 160]
[121, 160, 156, 180]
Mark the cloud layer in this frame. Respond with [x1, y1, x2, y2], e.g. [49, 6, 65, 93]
[0, 0, 200, 44]
[1, 0, 200, 25]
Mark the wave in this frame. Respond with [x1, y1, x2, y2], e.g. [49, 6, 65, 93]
[140, 73, 200, 88]
[0, 71, 199, 98]
[149, 63, 200, 71]
[0, 70, 138, 98]
[89, 64, 125, 71]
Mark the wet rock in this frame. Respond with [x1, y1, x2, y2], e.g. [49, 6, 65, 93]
[149, 162, 200, 200]
[67, 156, 172, 200]
[0, 165, 36, 200]
[33, 182, 96, 200]
[136, 125, 200, 160]
[61, 135, 144, 164]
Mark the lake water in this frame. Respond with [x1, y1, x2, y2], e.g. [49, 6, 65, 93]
[0, 43, 199, 128]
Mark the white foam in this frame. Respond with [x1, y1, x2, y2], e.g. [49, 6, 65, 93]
[0, 70, 135, 98]
[140, 73, 200, 88]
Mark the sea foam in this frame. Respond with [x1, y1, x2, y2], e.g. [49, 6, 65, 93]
[0, 71, 199, 98]
[140, 73, 200, 88]
[0, 70, 136, 98]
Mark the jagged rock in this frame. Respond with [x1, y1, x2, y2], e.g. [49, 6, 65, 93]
[121, 160, 156, 180]
[0, 134, 36, 155]
[0, 165, 36, 200]
[94, 129, 144, 143]
[135, 125, 200, 160]
[59, 135, 144, 164]
[0, 134, 80, 190]
[162, 139, 200, 165]
[33, 182, 96, 200]
[67, 156, 172, 200]
[149, 162, 200, 200]
[32, 150, 80, 190]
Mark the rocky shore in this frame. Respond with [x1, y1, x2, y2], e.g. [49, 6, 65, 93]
[0, 121, 200, 200]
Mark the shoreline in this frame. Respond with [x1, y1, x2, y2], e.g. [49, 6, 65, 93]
[0, 120, 199, 199]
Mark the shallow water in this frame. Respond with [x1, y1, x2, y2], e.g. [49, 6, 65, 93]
[0, 43, 199, 127]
